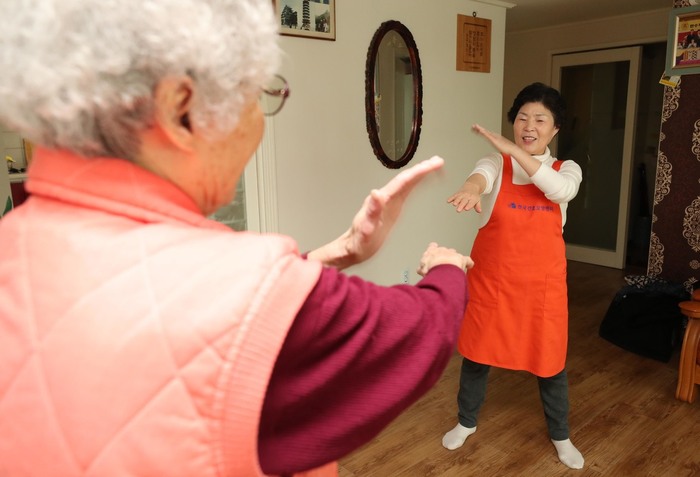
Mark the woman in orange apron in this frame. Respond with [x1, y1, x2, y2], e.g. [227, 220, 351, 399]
[443, 83, 584, 470]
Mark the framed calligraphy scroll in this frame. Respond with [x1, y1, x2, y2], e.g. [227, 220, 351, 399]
[456, 14, 491, 73]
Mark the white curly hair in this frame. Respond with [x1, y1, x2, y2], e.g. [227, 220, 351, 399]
[0, 0, 280, 159]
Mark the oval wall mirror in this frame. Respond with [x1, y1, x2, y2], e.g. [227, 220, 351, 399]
[365, 20, 423, 169]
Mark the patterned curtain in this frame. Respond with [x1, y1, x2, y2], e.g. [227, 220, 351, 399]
[649, 1, 700, 291]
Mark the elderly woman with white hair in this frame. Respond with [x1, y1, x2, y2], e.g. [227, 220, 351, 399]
[0, 1, 473, 476]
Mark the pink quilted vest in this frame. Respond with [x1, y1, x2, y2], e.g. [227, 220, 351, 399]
[0, 149, 334, 476]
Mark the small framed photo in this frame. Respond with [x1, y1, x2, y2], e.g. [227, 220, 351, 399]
[665, 5, 700, 76]
[275, 0, 335, 41]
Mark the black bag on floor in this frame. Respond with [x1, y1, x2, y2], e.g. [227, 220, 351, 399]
[599, 275, 689, 362]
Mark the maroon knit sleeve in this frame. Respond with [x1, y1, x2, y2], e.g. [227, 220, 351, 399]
[258, 264, 468, 474]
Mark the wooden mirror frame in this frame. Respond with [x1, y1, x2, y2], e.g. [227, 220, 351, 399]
[365, 20, 423, 169]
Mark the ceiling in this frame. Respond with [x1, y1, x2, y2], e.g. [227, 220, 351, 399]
[504, 0, 674, 33]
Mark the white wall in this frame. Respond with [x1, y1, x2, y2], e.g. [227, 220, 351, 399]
[502, 8, 670, 137]
[271, 0, 511, 285]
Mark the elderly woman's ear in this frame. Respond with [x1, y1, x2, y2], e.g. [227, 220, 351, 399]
[152, 75, 196, 152]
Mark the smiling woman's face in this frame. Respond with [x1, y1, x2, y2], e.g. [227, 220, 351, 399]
[512, 101, 559, 156]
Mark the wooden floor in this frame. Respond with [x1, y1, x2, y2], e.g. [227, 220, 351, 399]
[339, 261, 700, 476]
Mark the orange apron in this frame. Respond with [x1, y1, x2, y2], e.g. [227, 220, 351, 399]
[458, 154, 568, 377]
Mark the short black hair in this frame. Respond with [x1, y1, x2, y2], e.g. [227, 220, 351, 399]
[507, 82, 566, 128]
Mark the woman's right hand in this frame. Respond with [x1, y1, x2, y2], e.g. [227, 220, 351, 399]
[447, 181, 482, 213]
[417, 242, 474, 276]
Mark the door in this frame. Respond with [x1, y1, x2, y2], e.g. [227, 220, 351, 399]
[551, 47, 641, 269]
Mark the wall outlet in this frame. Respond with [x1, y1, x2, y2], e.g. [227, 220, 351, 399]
[402, 269, 410, 284]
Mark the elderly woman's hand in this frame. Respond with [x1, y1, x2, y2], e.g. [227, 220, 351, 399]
[417, 242, 474, 277]
[307, 156, 444, 270]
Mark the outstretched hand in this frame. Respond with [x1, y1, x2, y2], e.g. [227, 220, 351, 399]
[471, 123, 522, 157]
[445, 123, 517, 215]
[417, 242, 474, 277]
[308, 156, 444, 270]
[471, 123, 542, 178]
[446, 181, 482, 214]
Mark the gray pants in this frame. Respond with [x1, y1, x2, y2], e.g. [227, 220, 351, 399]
[456, 357, 570, 441]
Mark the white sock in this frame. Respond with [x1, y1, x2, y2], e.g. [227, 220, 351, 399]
[441, 423, 476, 450]
[551, 438, 584, 469]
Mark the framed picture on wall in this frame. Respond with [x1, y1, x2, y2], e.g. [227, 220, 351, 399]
[665, 5, 700, 76]
[274, 0, 335, 41]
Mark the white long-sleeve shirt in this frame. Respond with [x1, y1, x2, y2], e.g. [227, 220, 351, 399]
[469, 147, 582, 229]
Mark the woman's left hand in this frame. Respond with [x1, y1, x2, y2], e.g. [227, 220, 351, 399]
[472, 124, 521, 157]
[472, 123, 542, 178]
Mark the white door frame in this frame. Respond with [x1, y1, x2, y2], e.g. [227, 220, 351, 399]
[551, 47, 641, 269]
[244, 116, 279, 233]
